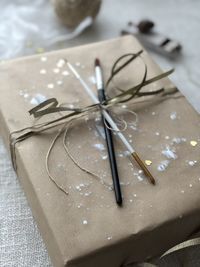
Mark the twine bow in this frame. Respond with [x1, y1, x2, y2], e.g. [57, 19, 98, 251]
[10, 50, 175, 194]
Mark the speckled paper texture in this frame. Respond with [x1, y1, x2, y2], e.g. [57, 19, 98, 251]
[0, 36, 200, 267]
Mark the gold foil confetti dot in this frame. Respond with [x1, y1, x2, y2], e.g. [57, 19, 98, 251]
[145, 160, 152, 166]
[190, 140, 197, 147]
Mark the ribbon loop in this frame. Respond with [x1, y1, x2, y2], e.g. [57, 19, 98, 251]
[106, 50, 143, 88]
[29, 98, 83, 118]
[10, 51, 176, 197]
[29, 98, 58, 117]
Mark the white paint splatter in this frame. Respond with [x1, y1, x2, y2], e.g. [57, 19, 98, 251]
[47, 83, 54, 89]
[53, 68, 60, 73]
[41, 56, 47, 62]
[62, 70, 69, 76]
[76, 186, 82, 192]
[57, 80, 63, 85]
[118, 151, 130, 158]
[84, 192, 92, 197]
[75, 183, 86, 192]
[188, 160, 197, 166]
[19, 89, 25, 96]
[157, 160, 170, 172]
[95, 117, 101, 122]
[162, 146, 177, 159]
[24, 93, 29, 98]
[93, 143, 105, 151]
[137, 175, 143, 181]
[30, 94, 47, 105]
[57, 59, 65, 68]
[124, 150, 130, 157]
[40, 69, 46, 74]
[130, 125, 137, 130]
[88, 76, 96, 84]
[171, 137, 187, 144]
[68, 104, 74, 109]
[19, 89, 29, 98]
[170, 111, 177, 120]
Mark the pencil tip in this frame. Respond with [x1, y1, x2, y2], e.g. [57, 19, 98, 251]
[117, 199, 123, 206]
[95, 58, 100, 67]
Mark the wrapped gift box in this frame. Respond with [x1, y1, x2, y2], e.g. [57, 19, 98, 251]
[0, 36, 200, 267]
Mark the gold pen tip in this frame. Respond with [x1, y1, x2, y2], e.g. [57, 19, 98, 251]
[131, 152, 156, 185]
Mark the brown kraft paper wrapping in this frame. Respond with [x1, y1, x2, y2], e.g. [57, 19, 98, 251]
[0, 36, 200, 267]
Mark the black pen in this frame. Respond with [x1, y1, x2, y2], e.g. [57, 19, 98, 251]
[94, 58, 122, 206]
